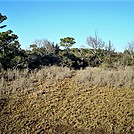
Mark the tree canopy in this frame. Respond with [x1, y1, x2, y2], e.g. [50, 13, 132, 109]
[60, 37, 76, 50]
[0, 13, 7, 29]
[0, 13, 22, 69]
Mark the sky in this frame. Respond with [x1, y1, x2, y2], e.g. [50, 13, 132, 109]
[0, 0, 134, 51]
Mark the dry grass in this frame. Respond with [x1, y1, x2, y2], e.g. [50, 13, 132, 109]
[0, 66, 73, 98]
[75, 66, 134, 89]
[0, 66, 134, 133]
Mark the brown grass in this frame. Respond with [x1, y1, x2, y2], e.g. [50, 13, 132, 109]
[75, 66, 134, 89]
[0, 66, 134, 133]
[0, 66, 73, 98]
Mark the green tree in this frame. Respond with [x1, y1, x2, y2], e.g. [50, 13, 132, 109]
[60, 37, 76, 51]
[27, 39, 61, 69]
[0, 13, 7, 29]
[0, 13, 21, 69]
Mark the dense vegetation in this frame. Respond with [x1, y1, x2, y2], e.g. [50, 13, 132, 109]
[0, 13, 134, 71]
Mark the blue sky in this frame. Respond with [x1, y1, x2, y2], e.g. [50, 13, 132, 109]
[0, 0, 134, 51]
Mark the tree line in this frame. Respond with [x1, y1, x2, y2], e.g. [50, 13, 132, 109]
[0, 13, 134, 70]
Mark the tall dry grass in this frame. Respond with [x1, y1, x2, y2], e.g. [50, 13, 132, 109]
[1, 65, 134, 99]
[75, 66, 134, 89]
[0, 66, 73, 98]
